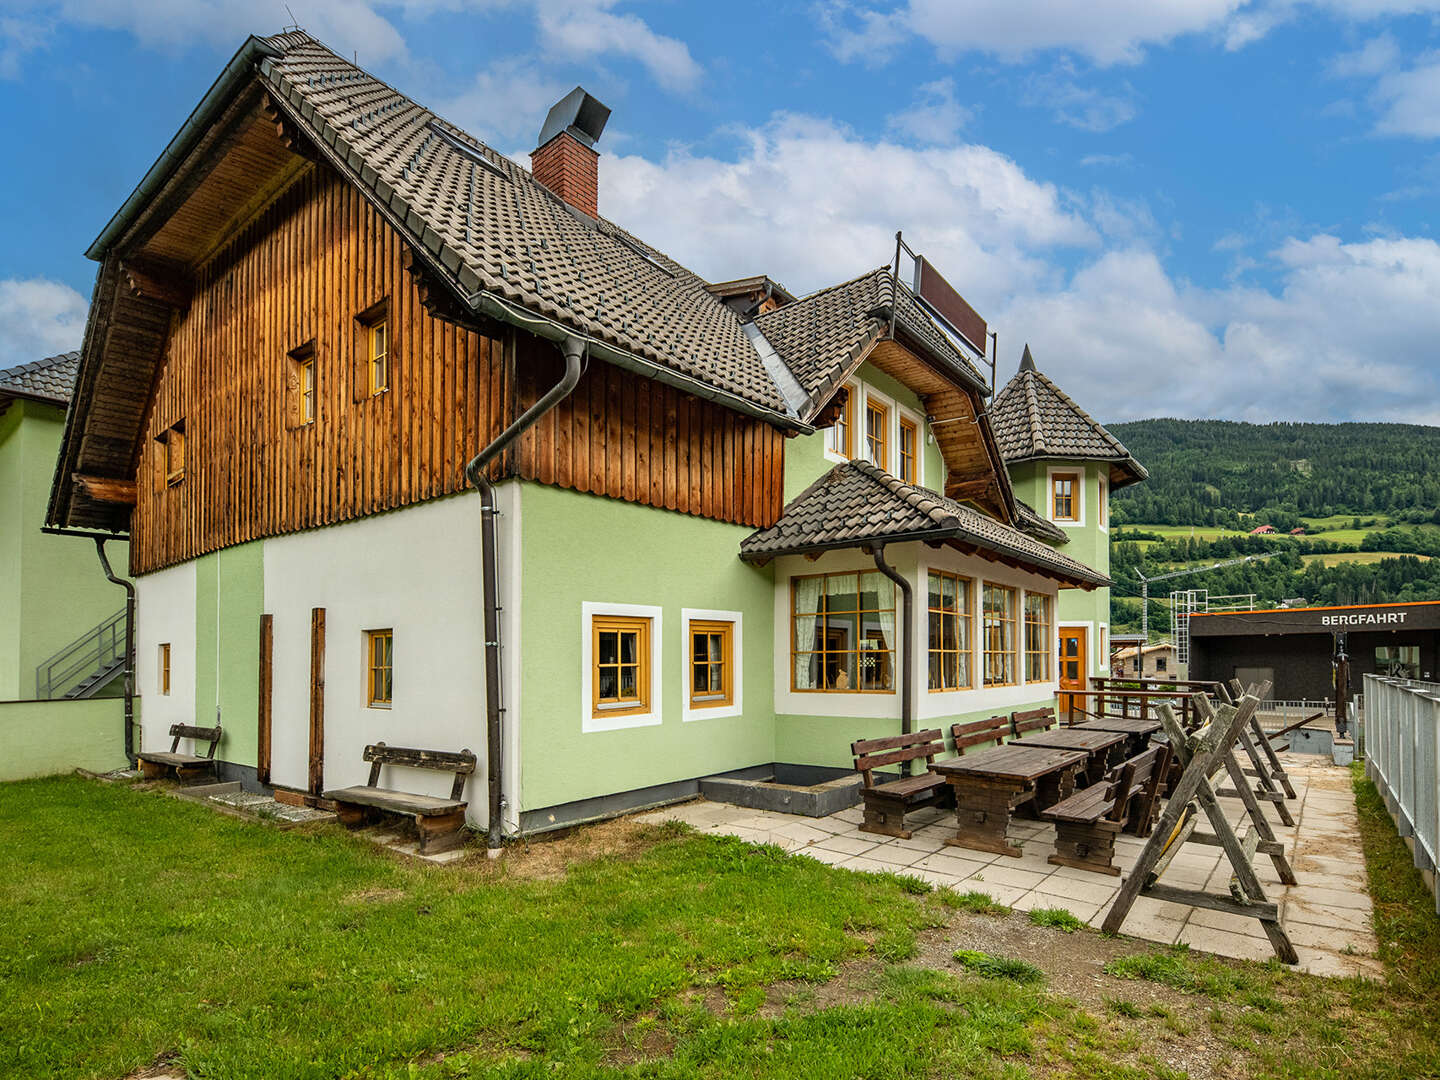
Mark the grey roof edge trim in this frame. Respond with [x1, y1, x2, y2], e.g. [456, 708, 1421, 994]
[254, 68, 807, 434]
[738, 527, 962, 565]
[85, 34, 283, 260]
[1002, 449, 1150, 486]
[742, 322, 807, 418]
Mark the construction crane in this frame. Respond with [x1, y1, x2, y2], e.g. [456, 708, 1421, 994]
[1134, 552, 1279, 639]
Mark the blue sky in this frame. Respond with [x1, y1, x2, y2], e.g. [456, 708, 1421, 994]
[4, 0, 1440, 423]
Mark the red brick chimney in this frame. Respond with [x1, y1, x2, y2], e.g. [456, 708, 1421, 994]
[531, 87, 611, 218]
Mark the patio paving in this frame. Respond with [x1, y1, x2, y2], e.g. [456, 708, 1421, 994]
[638, 753, 1381, 979]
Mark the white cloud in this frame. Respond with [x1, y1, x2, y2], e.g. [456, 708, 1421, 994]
[821, 0, 1249, 67]
[1370, 50, 1440, 136]
[601, 113, 1096, 302]
[1022, 65, 1138, 131]
[598, 110, 1440, 424]
[432, 55, 569, 146]
[0, 277, 88, 361]
[885, 78, 972, 144]
[47, 0, 409, 64]
[1328, 32, 1400, 77]
[530, 0, 700, 92]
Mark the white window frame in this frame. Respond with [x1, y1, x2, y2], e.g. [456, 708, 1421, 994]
[1046, 465, 1087, 528]
[581, 601, 664, 733]
[1099, 621, 1109, 670]
[823, 376, 929, 483]
[1098, 475, 1109, 533]
[681, 608, 743, 722]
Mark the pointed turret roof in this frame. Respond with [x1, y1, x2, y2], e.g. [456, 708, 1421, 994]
[989, 346, 1147, 488]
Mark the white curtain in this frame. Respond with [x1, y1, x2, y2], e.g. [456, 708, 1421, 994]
[874, 577, 896, 691]
[793, 576, 824, 690]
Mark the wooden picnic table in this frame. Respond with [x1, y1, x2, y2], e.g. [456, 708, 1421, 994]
[931, 745, 1088, 857]
[1072, 716, 1163, 758]
[1012, 728, 1129, 786]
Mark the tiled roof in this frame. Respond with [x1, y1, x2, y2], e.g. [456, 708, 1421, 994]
[990, 345, 1147, 486]
[0, 351, 80, 405]
[753, 268, 988, 416]
[739, 459, 1110, 587]
[254, 32, 794, 416]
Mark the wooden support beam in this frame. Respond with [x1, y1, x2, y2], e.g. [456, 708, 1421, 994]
[72, 473, 138, 506]
[308, 608, 325, 797]
[121, 260, 191, 309]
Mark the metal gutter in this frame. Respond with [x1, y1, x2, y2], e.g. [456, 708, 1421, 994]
[86, 35, 283, 260]
[869, 543, 913, 772]
[94, 538, 137, 764]
[465, 334, 587, 852]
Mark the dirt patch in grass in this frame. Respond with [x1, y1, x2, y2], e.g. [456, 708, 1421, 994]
[443, 815, 679, 882]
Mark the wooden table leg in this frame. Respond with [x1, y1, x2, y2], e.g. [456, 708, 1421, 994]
[1034, 764, 1077, 811]
[945, 777, 1030, 857]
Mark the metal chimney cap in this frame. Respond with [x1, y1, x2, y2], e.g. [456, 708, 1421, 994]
[537, 86, 611, 150]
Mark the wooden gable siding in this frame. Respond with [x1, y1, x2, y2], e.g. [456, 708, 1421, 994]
[129, 163, 786, 573]
[130, 166, 507, 574]
[508, 334, 786, 528]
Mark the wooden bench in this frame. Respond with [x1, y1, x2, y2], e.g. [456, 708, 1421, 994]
[1009, 707, 1057, 741]
[853, 729, 952, 839]
[137, 723, 223, 783]
[1041, 743, 1172, 875]
[323, 743, 477, 854]
[950, 715, 1009, 754]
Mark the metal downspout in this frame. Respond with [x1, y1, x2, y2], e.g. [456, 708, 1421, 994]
[465, 335, 586, 851]
[868, 543, 913, 775]
[94, 538, 136, 764]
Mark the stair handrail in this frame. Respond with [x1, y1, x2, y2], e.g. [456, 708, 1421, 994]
[34, 607, 126, 700]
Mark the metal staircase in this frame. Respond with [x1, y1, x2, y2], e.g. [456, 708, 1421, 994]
[34, 608, 127, 700]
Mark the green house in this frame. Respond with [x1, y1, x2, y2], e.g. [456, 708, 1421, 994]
[0, 352, 129, 701]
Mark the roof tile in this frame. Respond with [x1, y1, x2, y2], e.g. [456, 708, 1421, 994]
[0, 351, 80, 405]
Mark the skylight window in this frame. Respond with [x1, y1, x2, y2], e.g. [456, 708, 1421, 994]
[426, 121, 509, 180]
[613, 233, 675, 277]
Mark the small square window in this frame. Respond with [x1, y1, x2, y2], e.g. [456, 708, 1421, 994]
[156, 421, 186, 488]
[288, 341, 317, 427]
[159, 643, 171, 696]
[592, 615, 651, 716]
[366, 629, 393, 708]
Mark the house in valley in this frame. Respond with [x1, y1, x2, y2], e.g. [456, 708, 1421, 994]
[47, 30, 1120, 845]
[989, 346, 1149, 703]
[1, 352, 129, 702]
[1113, 642, 1177, 680]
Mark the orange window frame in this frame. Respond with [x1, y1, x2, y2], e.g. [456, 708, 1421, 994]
[899, 417, 918, 483]
[366, 629, 393, 708]
[159, 643, 171, 696]
[982, 584, 1018, 687]
[592, 615, 652, 717]
[927, 571, 973, 691]
[689, 620, 734, 709]
[866, 400, 888, 467]
[1023, 593, 1052, 683]
[1052, 472, 1078, 521]
[830, 385, 855, 458]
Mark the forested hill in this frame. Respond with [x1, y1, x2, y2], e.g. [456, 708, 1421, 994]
[1106, 418, 1440, 526]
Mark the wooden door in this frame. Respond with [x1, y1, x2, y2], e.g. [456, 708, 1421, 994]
[1058, 627, 1088, 722]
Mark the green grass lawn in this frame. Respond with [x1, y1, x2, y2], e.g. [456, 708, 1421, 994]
[2, 774, 1439, 1079]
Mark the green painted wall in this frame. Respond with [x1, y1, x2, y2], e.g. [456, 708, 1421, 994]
[0, 697, 134, 779]
[0, 399, 130, 700]
[193, 543, 265, 767]
[518, 483, 775, 811]
[0, 405, 22, 699]
[1009, 459, 1112, 673]
[774, 697, 1058, 771]
[783, 361, 945, 503]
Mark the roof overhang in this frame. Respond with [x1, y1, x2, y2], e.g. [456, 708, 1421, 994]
[1003, 451, 1149, 490]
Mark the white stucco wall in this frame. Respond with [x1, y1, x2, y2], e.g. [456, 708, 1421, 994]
[134, 559, 197, 752]
[262, 493, 500, 820]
